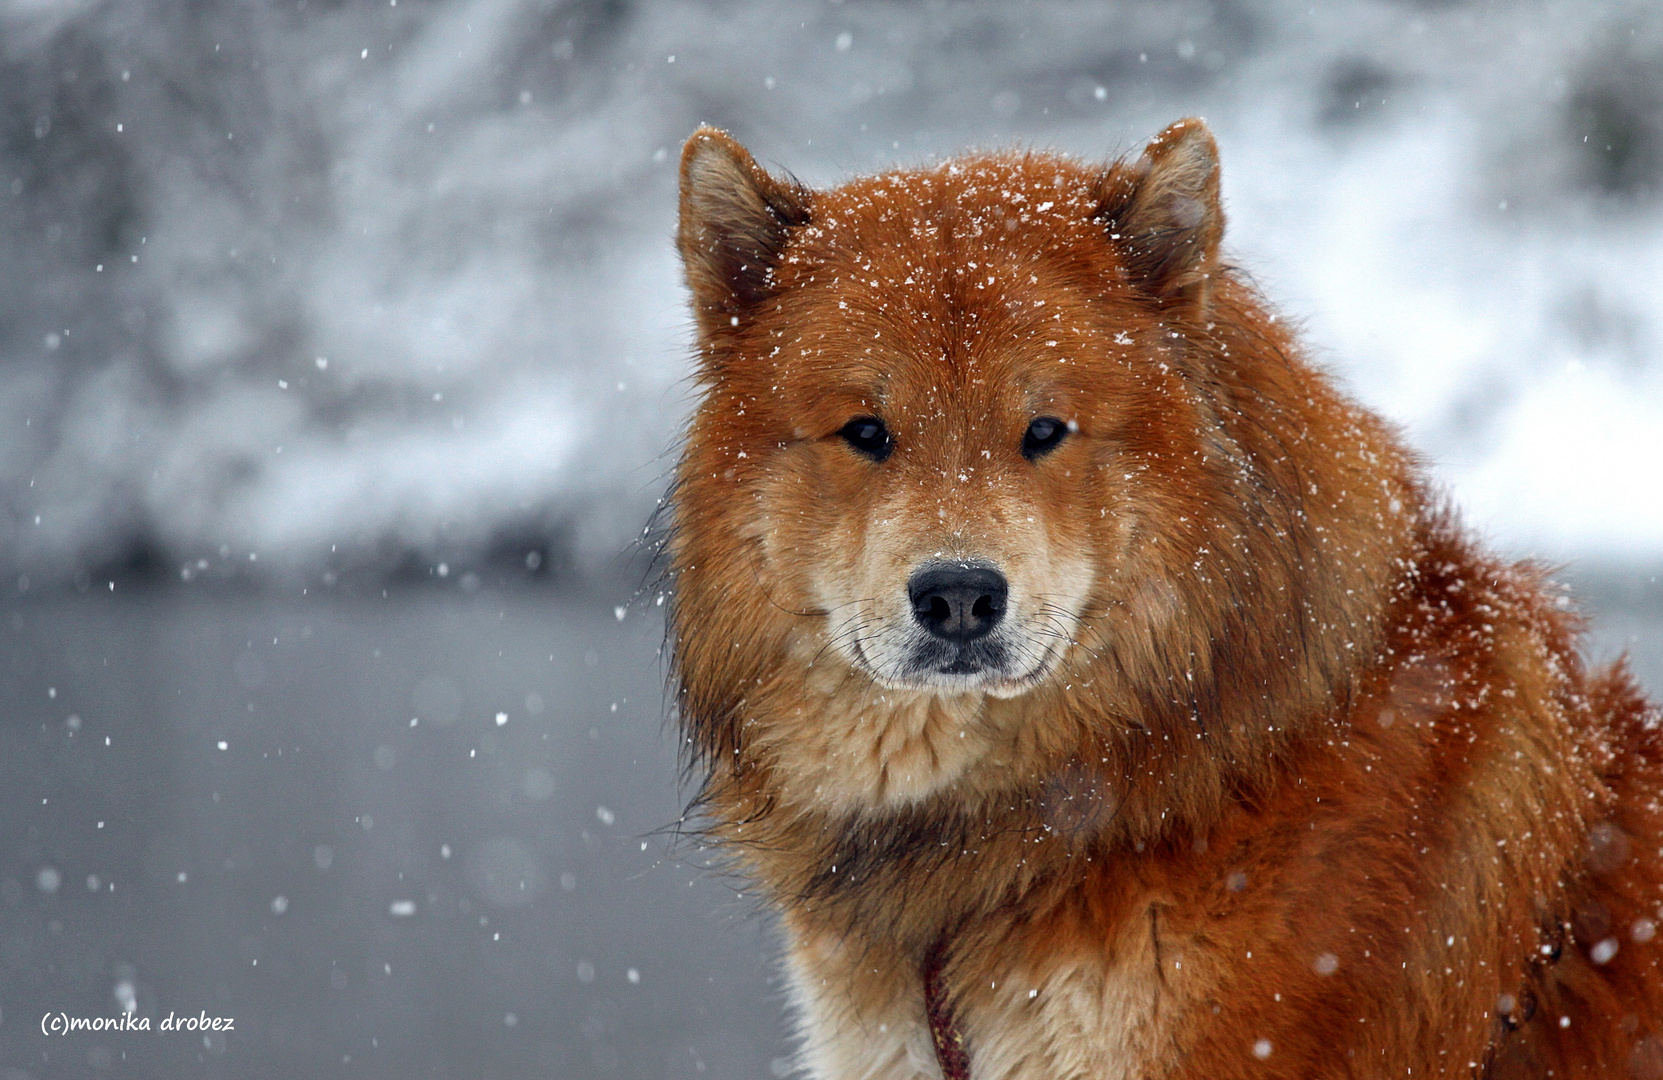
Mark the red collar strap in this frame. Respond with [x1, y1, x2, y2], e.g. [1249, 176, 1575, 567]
[924, 940, 972, 1080]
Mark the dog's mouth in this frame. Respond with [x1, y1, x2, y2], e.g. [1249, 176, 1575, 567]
[847, 627, 1062, 698]
[912, 638, 1007, 678]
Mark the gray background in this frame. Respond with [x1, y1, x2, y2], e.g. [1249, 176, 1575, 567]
[2, 1, 1661, 1077]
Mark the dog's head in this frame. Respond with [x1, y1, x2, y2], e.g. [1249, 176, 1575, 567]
[669, 121, 1414, 823]
[673, 121, 1227, 700]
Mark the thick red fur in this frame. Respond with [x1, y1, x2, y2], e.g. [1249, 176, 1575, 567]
[668, 119, 1663, 1078]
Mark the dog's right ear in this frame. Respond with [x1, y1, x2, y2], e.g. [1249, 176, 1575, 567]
[678, 128, 810, 333]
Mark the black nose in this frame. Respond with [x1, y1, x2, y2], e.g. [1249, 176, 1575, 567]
[908, 564, 1008, 643]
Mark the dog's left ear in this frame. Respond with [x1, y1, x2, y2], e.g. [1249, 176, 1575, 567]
[678, 127, 811, 335]
[1096, 118, 1224, 310]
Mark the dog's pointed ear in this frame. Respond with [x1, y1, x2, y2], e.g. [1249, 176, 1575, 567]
[678, 127, 810, 332]
[1096, 118, 1224, 308]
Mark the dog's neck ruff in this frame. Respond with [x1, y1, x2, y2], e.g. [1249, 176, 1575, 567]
[924, 941, 971, 1080]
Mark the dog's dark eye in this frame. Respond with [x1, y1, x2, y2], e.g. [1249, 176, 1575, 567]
[838, 416, 892, 461]
[1022, 416, 1070, 460]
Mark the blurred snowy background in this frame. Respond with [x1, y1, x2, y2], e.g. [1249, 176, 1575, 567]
[3, 0, 1662, 587]
[1, 0, 1660, 1077]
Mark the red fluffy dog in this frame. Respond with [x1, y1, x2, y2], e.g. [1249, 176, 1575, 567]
[667, 118, 1663, 1078]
